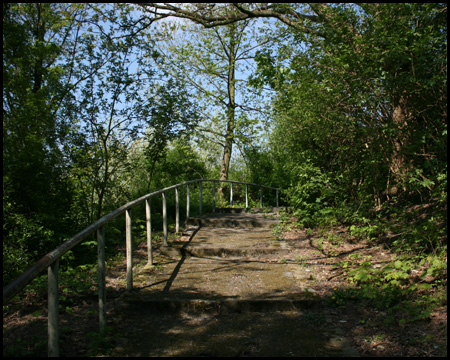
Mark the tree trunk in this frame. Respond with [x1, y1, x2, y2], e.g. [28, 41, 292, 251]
[220, 108, 235, 183]
[218, 24, 236, 201]
[389, 95, 411, 193]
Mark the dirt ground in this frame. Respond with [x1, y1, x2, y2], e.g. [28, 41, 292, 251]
[279, 225, 447, 357]
[3, 224, 447, 357]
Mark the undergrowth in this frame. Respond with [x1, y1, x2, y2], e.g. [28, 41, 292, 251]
[288, 195, 447, 323]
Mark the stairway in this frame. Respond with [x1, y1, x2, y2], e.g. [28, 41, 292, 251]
[107, 208, 359, 357]
[122, 207, 318, 313]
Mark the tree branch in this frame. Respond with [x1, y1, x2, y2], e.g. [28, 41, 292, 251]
[138, 3, 324, 35]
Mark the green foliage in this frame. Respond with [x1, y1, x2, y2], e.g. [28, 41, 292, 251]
[2, 3, 202, 285]
[244, 145, 288, 191]
[344, 253, 446, 314]
[142, 79, 201, 190]
[3, 180, 52, 283]
[3, 3, 83, 282]
[349, 219, 380, 241]
[285, 162, 337, 227]
[246, 10, 448, 320]
[147, 139, 207, 192]
[6, 335, 47, 357]
[158, 15, 268, 182]
[256, 3, 446, 226]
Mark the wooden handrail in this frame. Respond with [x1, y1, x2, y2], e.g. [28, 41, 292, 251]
[3, 179, 279, 356]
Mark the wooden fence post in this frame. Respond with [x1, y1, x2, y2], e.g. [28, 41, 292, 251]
[175, 187, 179, 233]
[246, 184, 249, 208]
[48, 260, 59, 357]
[145, 199, 152, 265]
[199, 181, 202, 215]
[126, 209, 133, 290]
[186, 185, 190, 219]
[162, 192, 168, 245]
[230, 182, 233, 208]
[260, 186, 263, 208]
[212, 180, 216, 212]
[97, 226, 106, 333]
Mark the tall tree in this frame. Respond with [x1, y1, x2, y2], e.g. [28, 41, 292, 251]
[153, 12, 268, 197]
[3, 3, 92, 281]
[72, 20, 152, 220]
[66, 4, 200, 219]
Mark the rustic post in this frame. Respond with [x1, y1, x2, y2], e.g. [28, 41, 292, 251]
[260, 186, 263, 208]
[126, 209, 133, 290]
[186, 184, 190, 219]
[145, 199, 152, 265]
[276, 189, 279, 208]
[246, 184, 249, 208]
[212, 180, 216, 212]
[48, 260, 59, 357]
[175, 187, 179, 233]
[199, 181, 203, 215]
[97, 226, 106, 333]
[230, 182, 233, 208]
[162, 192, 168, 245]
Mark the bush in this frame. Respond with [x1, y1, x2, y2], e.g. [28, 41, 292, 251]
[285, 162, 341, 226]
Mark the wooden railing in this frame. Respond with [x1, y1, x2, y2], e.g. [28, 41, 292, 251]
[3, 179, 279, 356]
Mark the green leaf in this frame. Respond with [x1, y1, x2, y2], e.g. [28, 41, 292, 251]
[354, 269, 371, 282]
[419, 283, 433, 290]
[81, 240, 97, 247]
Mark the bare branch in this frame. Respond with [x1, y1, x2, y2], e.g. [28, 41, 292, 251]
[137, 3, 324, 35]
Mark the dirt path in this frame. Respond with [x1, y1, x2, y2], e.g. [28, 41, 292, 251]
[107, 307, 358, 357]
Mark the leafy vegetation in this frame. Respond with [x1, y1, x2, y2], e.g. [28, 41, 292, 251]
[3, 3, 446, 355]
[254, 5, 447, 302]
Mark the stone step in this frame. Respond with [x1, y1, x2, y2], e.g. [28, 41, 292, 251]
[122, 209, 304, 315]
[160, 246, 291, 259]
[186, 212, 280, 229]
[213, 206, 291, 214]
[118, 295, 319, 314]
[164, 226, 288, 259]
[130, 255, 320, 315]
[107, 206, 361, 357]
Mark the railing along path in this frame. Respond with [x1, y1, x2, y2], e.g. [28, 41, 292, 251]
[3, 179, 279, 357]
